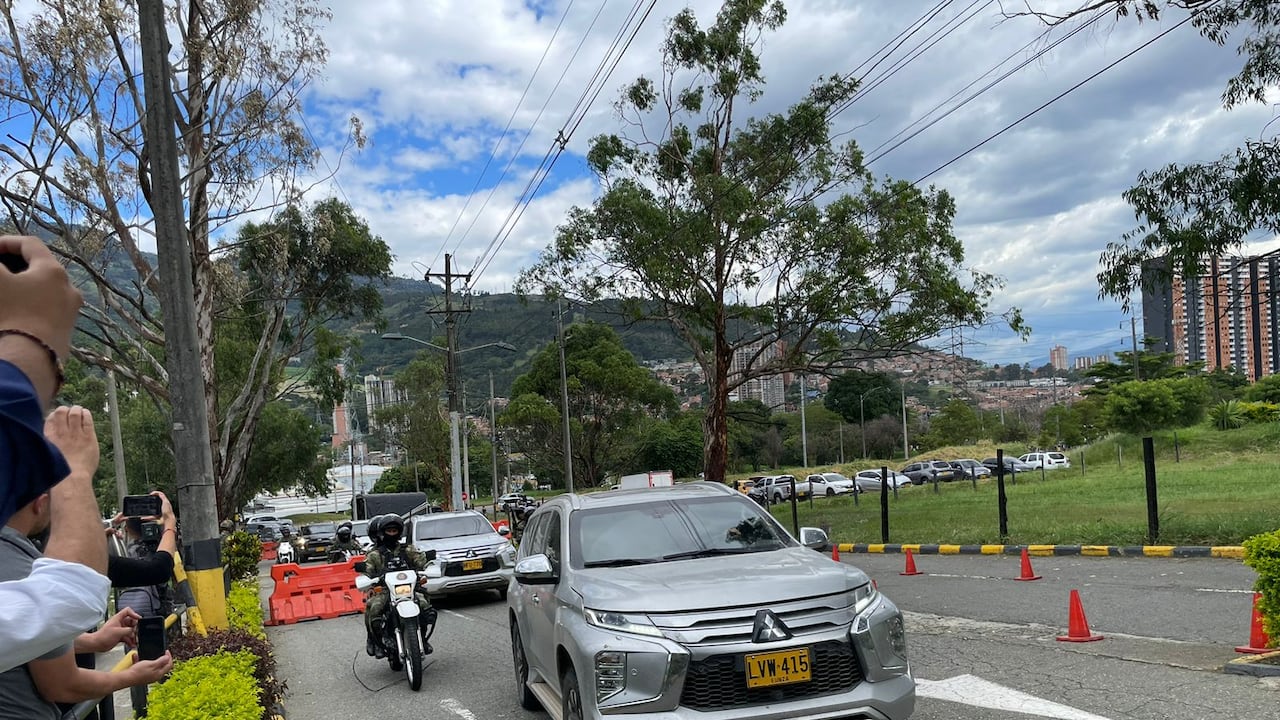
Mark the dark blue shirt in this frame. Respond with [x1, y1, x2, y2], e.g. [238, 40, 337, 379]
[0, 360, 70, 526]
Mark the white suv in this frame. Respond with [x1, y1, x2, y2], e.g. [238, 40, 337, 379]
[408, 511, 516, 600]
[753, 475, 796, 503]
[1018, 451, 1071, 470]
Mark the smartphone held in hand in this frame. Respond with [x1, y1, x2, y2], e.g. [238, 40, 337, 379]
[136, 616, 167, 661]
[122, 495, 163, 518]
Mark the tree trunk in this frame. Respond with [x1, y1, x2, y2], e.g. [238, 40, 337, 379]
[703, 330, 731, 484]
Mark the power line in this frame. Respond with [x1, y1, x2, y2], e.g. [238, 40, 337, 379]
[429, 0, 582, 271]
[468, 0, 659, 287]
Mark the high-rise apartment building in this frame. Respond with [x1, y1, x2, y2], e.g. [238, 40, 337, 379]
[1050, 345, 1068, 371]
[1143, 255, 1279, 381]
[727, 340, 786, 410]
[363, 374, 407, 431]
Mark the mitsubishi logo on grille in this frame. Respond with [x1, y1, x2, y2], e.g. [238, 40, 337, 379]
[465, 549, 477, 558]
[752, 609, 792, 643]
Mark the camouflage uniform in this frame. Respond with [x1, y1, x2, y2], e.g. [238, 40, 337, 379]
[330, 537, 363, 556]
[363, 544, 433, 643]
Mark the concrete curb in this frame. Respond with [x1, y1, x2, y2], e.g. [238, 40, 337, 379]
[1223, 651, 1280, 677]
[835, 543, 1245, 560]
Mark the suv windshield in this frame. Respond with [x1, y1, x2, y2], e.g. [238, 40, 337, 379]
[413, 514, 493, 540]
[305, 522, 337, 536]
[570, 497, 791, 568]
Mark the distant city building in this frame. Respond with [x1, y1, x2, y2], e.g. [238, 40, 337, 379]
[1073, 356, 1094, 371]
[363, 374, 407, 431]
[1050, 345, 1068, 371]
[727, 340, 786, 410]
[1143, 255, 1280, 381]
[1095, 353, 1110, 364]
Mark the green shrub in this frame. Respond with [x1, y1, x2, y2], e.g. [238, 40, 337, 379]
[1238, 400, 1280, 424]
[222, 530, 262, 581]
[227, 579, 265, 639]
[147, 650, 263, 720]
[1209, 399, 1246, 430]
[170, 629, 285, 715]
[1242, 529, 1280, 646]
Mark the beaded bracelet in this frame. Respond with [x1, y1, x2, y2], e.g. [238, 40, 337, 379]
[0, 328, 66, 394]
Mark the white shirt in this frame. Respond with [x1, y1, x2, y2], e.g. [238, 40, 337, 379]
[0, 557, 110, 673]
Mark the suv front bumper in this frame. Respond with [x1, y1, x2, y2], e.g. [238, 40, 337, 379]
[424, 566, 512, 597]
[557, 596, 913, 720]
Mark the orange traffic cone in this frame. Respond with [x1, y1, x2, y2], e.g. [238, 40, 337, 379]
[831, 544, 841, 562]
[1015, 548, 1042, 581]
[1056, 589, 1103, 642]
[900, 548, 923, 576]
[1235, 593, 1274, 654]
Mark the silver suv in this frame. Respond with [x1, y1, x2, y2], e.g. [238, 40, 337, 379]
[408, 511, 515, 600]
[507, 483, 913, 719]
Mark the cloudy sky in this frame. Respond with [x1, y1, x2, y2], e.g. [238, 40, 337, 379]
[297, 0, 1279, 368]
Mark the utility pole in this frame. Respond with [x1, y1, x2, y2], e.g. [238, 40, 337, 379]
[425, 254, 471, 510]
[106, 366, 128, 510]
[138, 0, 225, 627]
[901, 380, 910, 461]
[799, 374, 809, 468]
[1130, 314, 1141, 380]
[557, 301, 574, 493]
[461, 382, 470, 508]
[489, 373, 499, 502]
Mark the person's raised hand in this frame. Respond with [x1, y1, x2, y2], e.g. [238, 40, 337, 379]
[43, 405, 100, 478]
[0, 235, 82, 359]
[147, 490, 175, 525]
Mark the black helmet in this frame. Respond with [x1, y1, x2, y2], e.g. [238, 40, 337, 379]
[378, 514, 405, 546]
[367, 515, 384, 540]
[336, 526, 353, 542]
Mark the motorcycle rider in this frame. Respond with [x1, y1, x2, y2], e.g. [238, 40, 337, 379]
[361, 514, 435, 658]
[331, 521, 362, 557]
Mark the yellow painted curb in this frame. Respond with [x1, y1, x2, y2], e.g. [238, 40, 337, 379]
[1080, 546, 1111, 556]
[1026, 544, 1057, 556]
[1142, 546, 1175, 557]
[979, 545, 1005, 554]
[1212, 546, 1245, 559]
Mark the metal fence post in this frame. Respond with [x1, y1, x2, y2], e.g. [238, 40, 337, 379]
[880, 466, 890, 543]
[1143, 436, 1159, 544]
[995, 449, 1008, 541]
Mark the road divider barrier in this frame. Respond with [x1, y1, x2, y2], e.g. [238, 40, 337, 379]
[266, 556, 366, 626]
[260, 540, 278, 562]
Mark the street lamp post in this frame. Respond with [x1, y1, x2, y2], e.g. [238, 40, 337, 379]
[859, 386, 890, 460]
[381, 332, 515, 510]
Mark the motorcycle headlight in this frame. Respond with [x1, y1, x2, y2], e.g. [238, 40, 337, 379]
[584, 608, 664, 638]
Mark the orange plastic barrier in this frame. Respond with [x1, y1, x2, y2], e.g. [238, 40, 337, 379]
[265, 555, 366, 626]
[260, 541, 278, 562]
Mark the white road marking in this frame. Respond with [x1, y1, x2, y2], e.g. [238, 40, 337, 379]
[442, 609, 476, 621]
[917, 674, 1113, 719]
[1194, 587, 1254, 594]
[441, 698, 480, 720]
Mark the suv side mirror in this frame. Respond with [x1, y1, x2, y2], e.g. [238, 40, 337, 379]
[799, 527, 829, 550]
[514, 554, 558, 585]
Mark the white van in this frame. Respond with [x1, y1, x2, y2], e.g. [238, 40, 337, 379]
[1018, 451, 1071, 470]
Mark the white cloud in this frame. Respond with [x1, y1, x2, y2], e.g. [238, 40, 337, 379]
[297, 0, 1268, 365]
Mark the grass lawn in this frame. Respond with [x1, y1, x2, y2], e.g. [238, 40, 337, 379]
[750, 423, 1280, 547]
[286, 512, 351, 524]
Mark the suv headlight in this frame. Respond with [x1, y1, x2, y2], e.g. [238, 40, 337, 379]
[584, 608, 664, 638]
[495, 542, 517, 567]
[852, 582, 878, 615]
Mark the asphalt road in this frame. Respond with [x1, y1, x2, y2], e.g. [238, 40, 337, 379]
[267, 554, 1280, 719]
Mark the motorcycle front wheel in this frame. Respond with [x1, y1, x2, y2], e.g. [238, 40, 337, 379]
[401, 617, 424, 691]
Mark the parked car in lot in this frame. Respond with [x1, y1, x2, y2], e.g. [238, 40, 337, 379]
[749, 474, 797, 503]
[981, 456, 1035, 474]
[508, 482, 914, 720]
[852, 469, 914, 492]
[900, 460, 959, 484]
[1019, 451, 1071, 470]
[950, 459, 991, 479]
[409, 510, 515, 600]
[806, 472, 856, 496]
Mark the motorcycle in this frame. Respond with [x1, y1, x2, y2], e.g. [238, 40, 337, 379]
[354, 552, 438, 691]
[327, 547, 359, 564]
[275, 540, 296, 564]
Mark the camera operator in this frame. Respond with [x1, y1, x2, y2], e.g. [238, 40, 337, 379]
[113, 492, 178, 620]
